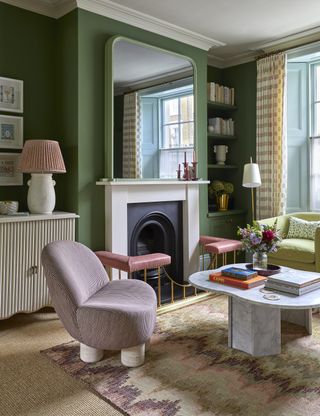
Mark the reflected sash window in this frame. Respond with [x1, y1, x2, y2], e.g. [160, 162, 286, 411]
[159, 88, 194, 178]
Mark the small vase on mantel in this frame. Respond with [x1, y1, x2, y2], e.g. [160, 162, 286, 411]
[252, 252, 268, 270]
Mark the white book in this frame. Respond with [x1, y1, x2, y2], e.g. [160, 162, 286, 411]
[265, 281, 320, 295]
[267, 270, 320, 288]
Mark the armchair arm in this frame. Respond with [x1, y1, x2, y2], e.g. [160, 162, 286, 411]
[314, 227, 320, 272]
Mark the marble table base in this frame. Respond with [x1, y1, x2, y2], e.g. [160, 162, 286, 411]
[228, 297, 312, 356]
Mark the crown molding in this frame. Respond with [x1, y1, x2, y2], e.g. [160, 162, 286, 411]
[252, 26, 320, 53]
[0, 0, 76, 17]
[207, 50, 257, 69]
[76, 0, 224, 51]
[0, 0, 224, 50]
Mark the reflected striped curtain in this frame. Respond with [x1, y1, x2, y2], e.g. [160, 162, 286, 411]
[122, 92, 142, 178]
[256, 53, 287, 219]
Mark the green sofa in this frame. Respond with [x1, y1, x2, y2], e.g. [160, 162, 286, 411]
[259, 212, 320, 272]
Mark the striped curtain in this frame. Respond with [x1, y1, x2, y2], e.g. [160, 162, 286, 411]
[256, 53, 287, 220]
[122, 92, 142, 178]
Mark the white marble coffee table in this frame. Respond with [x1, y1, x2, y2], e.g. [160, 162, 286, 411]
[188, 264, 320, 356]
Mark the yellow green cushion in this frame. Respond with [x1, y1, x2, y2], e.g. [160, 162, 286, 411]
[268, 238, 315, 264]
[287, 216, 320, 240]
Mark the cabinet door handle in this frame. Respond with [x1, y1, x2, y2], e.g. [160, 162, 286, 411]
[29, 265, 38, 275]
[226, 219, 233, 224]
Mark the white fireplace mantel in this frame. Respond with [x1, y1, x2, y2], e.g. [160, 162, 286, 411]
[97, 179, 209, 279]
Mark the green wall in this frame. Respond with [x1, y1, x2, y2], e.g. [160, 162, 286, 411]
[0, 3, 57, 208]
[0, 3, 257, 249]
[77, 9, 208, 249]
[206, 61, 257, 225]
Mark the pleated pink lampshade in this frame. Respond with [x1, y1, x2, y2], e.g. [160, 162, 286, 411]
[18, 140, 66, 173]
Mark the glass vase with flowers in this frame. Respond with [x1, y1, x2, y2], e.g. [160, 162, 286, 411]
[237, 221, 282, 269]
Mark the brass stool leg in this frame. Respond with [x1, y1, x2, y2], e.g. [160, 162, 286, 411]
[157, 266, 161, 307]
[171, 280, 174, 303]
[234, 250, 236, 263]
[144, 268, 147, 283]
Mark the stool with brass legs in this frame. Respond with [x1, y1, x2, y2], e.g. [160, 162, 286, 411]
[95, 250, 201, 308]
[204, 239, 242, 270]
[199, 236, 226, 271]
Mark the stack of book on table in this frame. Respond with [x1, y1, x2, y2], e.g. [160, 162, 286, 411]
[265, 272, 320, 295]
[209, 267, 266, 289]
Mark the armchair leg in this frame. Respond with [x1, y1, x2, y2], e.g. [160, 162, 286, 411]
[121, 343, 145, 367]
[80, 343, 104, 363]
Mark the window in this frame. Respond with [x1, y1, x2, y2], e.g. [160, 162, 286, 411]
[161, 94, 194, 149]
[311, 62, 320, 210]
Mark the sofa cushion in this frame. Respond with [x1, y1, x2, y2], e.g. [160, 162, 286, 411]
[269, 238, 315, 264]
[287, 216, 320, 240]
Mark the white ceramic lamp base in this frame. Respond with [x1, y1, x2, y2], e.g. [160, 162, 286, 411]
[27, 173, 56, 214]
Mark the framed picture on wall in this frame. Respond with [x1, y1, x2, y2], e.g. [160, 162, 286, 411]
[0, 153, 23, 186]
[0, 115, 23, 149]
[0, 77, 23, 113]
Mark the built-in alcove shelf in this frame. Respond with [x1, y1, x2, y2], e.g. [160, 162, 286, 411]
[208, 133, 237, 140]
[207, 209, 246, 218]
[208, 101, 237, 111]
[208, 164, 238, 169]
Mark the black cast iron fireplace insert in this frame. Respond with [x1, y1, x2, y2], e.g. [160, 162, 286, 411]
[127, 201, 184, 302]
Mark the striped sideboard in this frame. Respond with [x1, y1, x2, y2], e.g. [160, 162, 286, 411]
[0, 212, 78, 319]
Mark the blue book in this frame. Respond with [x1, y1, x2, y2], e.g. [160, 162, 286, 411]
[221, 267, 258, 281]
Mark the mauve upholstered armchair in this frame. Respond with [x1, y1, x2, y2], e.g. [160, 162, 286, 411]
[41, 240, 157, 367]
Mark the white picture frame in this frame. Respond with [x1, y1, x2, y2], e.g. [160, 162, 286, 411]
[0, 153, 23, 186]
[0, 77, 23, 113]
[0, 115, 23, 149]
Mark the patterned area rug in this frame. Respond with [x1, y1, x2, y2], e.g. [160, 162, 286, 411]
[41, 296, 320, 416]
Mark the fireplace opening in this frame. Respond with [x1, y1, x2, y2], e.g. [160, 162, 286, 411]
[128, 202, 184, 302]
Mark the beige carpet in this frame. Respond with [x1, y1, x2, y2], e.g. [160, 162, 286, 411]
[0, 309, 123, 416]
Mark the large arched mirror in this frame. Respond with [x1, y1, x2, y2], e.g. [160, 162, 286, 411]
[105, 36, 196, 179]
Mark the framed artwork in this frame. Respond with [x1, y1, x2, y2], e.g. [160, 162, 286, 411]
[0, 77, 23, 113]
[0, 153, 23, 186]
[0, 115, 23, 149]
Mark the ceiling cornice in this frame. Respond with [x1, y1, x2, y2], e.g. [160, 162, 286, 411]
[0, 0, 224, 51]
[208, 50, 258, 69]
[76, 0, 224, 51]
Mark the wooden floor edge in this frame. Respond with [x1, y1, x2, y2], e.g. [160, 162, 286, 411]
[156, 292, 219, 315]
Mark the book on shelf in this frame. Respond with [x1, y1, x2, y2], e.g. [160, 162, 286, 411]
[209, 272, 266, 289]
[207, 83, 235, 105]
[265, 281, 320, 296]
[208, 117, 234, 135]
[221, 267, 258, 281]
[267, 271, 320, 288]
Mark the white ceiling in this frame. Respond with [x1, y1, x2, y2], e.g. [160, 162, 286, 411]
[111, 0, 320, 60]
[3, 0, 320, 66]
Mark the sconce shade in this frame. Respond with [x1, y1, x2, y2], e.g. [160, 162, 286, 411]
[18, 140, 66, 173]
[242, 160, 261, 188]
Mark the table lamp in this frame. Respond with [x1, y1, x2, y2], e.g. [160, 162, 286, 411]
[18, 140, 66, 214]
[242, 157, 261, 222]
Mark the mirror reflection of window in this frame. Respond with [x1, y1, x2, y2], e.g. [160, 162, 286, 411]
[139, 82, 193, 178]
[111, 38, 195, 179]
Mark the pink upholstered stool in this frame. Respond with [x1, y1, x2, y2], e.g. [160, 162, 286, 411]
[204, 239, 242, 269]
[199, 236, 226, 270]
[95, 251, 171, 307]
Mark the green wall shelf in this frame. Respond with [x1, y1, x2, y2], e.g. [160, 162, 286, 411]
[207, 209, 246, 217]
[208, 133, 237, 140]
[208, 101, 237, 111]
[208, 164, 238, 169]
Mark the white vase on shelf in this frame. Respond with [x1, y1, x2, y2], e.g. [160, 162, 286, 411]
[214, 145, 228, 165]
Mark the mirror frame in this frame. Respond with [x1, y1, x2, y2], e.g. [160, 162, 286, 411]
[105, 35, 198, 180]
